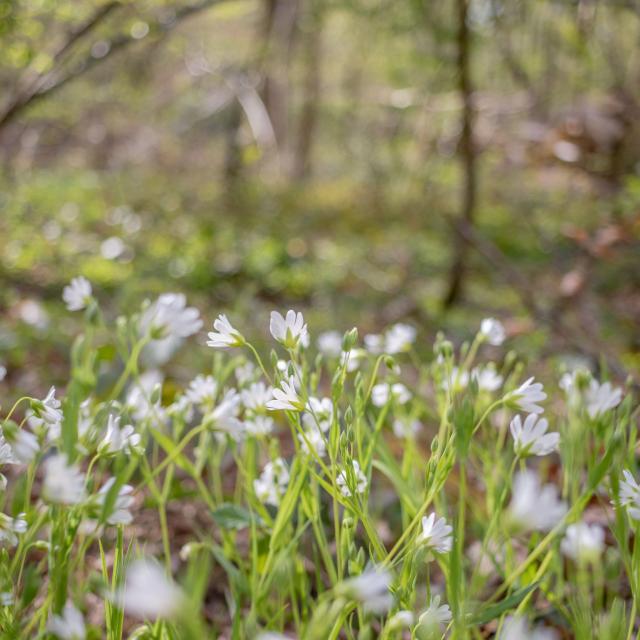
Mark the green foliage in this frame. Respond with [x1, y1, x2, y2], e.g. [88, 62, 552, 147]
[0, 294, 637, 638]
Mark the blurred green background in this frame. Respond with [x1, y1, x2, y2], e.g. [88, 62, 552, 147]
[1, 0, 639, 393]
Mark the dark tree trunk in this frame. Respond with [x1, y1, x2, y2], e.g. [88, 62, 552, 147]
[443, 0, 477, 308]
[291, 6, 322, 180]
[224, 100, 244, 183]
[260, 0, 300, 159]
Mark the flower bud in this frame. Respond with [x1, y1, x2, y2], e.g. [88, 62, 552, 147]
[32, 540, 50, 551]
[344, 406, 354, 427]
[503, 350, 518, 370]
[385, 610, 415, 632]
[150, 383, 162, 405]
[383, 355, 397, 371]
[342, 327, 358, 352]
[85, 299, 100, 326]
[436, 340, 453, 360]
[347, 547, 365, 574]
[574, 368, 592, 391]
[116, 315, 127, 335]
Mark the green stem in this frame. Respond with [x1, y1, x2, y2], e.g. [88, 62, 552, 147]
[246, 343, 273, 384]
[3, 396, 31, 422]
[109, 336, 150, 401]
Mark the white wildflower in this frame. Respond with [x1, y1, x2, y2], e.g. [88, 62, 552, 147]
[304, 396, 334, 431]
[141, 293, 202, 340]
[340, 348, 365, 372]
[340, 567, 392, 614]
[560, 369, 591, 413]
[210, 390, 244, 439]
[47, 601, 86, 640]
[186, 375, 218, 407]
[508, 470, 567, 532]
[19, 299, 49, 329]
[27, 413, 52, 441]
[472, 365, 503, 391]
[336, 460, 368, 497]
[298, 426, 327, 458]
[0, 429, 16, 488]
[364, 333, 384, 355]
[561, 522, 605, 562]
[441, 367, 469, 392]
[96, 478, 134, 526]
[0, 512, 27, 547]
[167, 394, 194, 422]
[126, 370, 164, 422]
[384, 323, 416, 354]
[479, 318, 506, 346]
[506, 377, 546, 414]
[0, 431, 16, 466]
[113, 559, 184, 620]
[0, 364, 6, 382]
[585, 379, 622, 419]
[62, 277, 92, 312]
[618, 469, 640, 520]
[235, 361, 256, 385]
[499, 616, 558, 640]
[266, 376, 304, 412]
[392, 418, 420, 439]
[417, 595, 452, 630]
[559, 370, 579, 394]
[418, 513, 453, 553]
[206, 314, 245, 348]
[317, 330, 343, 357]
[254, 458, 289, 507]
[245, 416, 275, 437]
[510, 414, 559, 458]
[371, 383, 411, 407]
[386, 610, 415, 631]
[10, 429, 39, 464]
[269, 310, 308, 349]
[242, 382, 274, 412]
[100, 415, 142, 455]
[276, 359, 301, 379]
[76, 399, 94, 440]
[33, 387, 63, 427]
[43, 454, 86, 505]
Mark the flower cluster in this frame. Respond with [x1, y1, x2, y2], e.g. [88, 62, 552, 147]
[0, 278, 632, 639]
[254, 458, 290, 506]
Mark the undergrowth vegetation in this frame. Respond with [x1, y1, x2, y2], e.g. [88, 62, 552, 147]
[0, 278, 638, 639]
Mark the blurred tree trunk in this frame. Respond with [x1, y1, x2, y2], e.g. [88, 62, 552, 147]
[224, 99, 244, 183]
[260, 0, 300, 166]
[443, 0, 476, 308]
[291, 5, 323, 180]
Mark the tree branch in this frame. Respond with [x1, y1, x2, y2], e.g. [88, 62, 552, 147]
[0, 2, 122, 130]
[0, 0, 231, 132]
